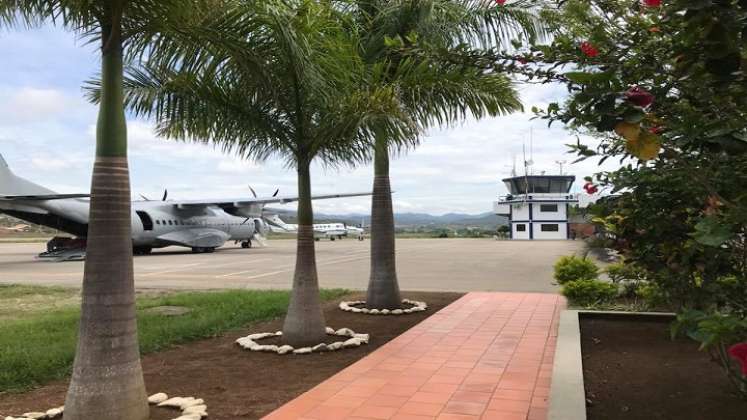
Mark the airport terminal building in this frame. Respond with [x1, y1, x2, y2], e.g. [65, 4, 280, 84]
[494, 175, 578, 240]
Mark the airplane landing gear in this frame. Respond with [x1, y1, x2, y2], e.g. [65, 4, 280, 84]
[241, 240, 252, 249]
[133, 246, 152, 255]
[191, 247, 216, 253]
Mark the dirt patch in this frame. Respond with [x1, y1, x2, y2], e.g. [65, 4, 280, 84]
[581, 315, 747, 420]
[0, 291, 462, 419]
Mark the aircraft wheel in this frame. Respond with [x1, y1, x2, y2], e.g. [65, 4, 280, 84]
[241, 241, 251, 249]
[192, 247, 202, 253]
[134, 246, 152, 255]
[205, 247, 216, 253]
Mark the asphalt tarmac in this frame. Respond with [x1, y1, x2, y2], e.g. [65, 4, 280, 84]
[0, 238, 584, 293]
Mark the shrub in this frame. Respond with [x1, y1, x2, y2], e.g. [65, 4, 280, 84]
[554, 255, 599, 284]
[562, 279, 618, 307]
[637, 282, 668, 308]
[605, 262, 647, 283]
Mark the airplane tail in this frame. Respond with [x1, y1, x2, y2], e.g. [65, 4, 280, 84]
[264, 214, 296, 232]
[0, 153, 57, 196]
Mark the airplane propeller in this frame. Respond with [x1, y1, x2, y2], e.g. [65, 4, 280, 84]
[139, 189, 168, 202]
[241, 187, 280, 225]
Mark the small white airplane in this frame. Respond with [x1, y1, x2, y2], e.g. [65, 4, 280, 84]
[267, 214, 365, 241]
[0, 153, 370, 255]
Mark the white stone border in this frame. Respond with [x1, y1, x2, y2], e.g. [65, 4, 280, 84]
[235, 327, 370, 355]
[3, 393, 206, 420]
[151, 393, 207, 420]
[338, 299, 428, 315]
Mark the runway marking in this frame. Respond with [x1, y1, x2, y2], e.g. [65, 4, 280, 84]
[0, 271, 81, 278]
[241, 253, 370, 284]
[214, 259, 274, 278]
[203, 257, 275, 269]
[140, 263, 204, 277]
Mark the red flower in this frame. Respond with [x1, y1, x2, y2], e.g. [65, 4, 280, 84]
[643, 0, 662, 7]
[580, 42, 599, 58]
[625, 86, 655, 107]
[583, 182, 598, 195]
[649, 126, 663, 134]
[496, 0, 506, 5]
[728, 343, 747, 375]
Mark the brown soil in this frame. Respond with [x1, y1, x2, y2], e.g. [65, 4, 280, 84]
[0, 291, 462, 419]
[581, 315, 747, 420]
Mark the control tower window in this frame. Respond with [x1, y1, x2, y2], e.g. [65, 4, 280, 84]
[516, 224, 526, 232]
[540, 204, 558, 212]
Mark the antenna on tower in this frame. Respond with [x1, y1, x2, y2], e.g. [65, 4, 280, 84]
[522, 143, 530, 196]
[555, 160, 567, 175]
[525, 129, 534, 176]
[529, 127, 534, 165]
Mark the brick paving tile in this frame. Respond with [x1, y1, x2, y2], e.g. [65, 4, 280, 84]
[263, 293, 564, 420]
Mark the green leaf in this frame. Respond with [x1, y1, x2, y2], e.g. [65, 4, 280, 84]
[383, 35, 404, 48]
[564, 71, 612, 85]
[622, 109, 646, 124]
[691, 216, 733, 247]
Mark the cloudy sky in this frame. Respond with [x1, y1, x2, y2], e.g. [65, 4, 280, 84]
[0, 25, 618, 215]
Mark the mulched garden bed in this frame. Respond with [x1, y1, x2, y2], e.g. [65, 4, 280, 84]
[0, 291, 462, 420]
[581, 315, 747, 420]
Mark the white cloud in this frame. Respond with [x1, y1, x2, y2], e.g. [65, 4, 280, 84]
[0, 87, 90, 123]
[30, 156, 78, 171]
[216, 157, 260, 174]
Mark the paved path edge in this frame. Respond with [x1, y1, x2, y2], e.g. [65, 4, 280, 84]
[548, 310, 586, 420]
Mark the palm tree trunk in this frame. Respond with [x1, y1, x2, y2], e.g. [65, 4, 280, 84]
[366, 136, 402, 309]
[64, 13, 149, 420]
[282, 158, 327, 347]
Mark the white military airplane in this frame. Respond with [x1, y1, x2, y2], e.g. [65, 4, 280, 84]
[267, 214, 365, 241]
[0, 154, 369, 254]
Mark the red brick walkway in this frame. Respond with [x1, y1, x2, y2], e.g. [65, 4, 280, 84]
[264, 292, 564, 420]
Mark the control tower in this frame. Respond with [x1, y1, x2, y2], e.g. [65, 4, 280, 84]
[494, 175, 578, 240]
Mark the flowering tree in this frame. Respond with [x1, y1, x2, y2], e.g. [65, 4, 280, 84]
[491, 0, 747, 397]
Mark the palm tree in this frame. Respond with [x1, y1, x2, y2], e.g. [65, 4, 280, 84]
[349, 0, 542, 309]
[121, 0, 411, 346]
[0, 2, 207, 418]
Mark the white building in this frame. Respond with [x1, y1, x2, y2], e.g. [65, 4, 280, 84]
[494, 175, 578, 240]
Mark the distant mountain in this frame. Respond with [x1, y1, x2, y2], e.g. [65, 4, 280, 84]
[269, 210, 507, 229]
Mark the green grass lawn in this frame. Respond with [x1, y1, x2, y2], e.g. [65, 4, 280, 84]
[0, 285, 348, 393]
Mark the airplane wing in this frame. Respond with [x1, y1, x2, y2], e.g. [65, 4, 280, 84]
[0, 194, 90, 201]
[171, 192, 372, 209]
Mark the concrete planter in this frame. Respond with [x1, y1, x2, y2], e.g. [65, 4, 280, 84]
[548, 310, 675, 420]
